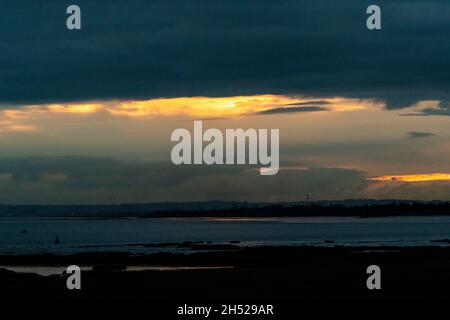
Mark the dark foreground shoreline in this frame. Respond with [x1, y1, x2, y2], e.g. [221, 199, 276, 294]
[2, 245, 450, 319]
[2, 245, 450, 304]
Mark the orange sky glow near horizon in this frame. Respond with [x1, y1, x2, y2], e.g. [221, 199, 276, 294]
[368, 173, 450, 182]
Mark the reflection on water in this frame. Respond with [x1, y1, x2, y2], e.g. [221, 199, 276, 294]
[0, 266, 93, 276]
[0, 265, 234, 276]
[1, 216, 450, 254]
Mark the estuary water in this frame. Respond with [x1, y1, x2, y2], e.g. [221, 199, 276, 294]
[1, 216, 450, 254]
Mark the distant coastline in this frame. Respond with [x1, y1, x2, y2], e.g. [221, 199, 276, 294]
[1, 200, 450, 218]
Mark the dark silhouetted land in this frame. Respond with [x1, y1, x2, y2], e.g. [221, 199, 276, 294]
[2, 245, 450, 302]
[2, 200, 450, 218]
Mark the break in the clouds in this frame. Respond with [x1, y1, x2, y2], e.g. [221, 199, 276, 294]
[0, 0, 449, 109]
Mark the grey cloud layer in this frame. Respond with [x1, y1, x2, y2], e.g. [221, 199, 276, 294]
[0, 157, 369, 204]
[1, 0, 449, 108]
[408, 131, 436, 139]
[414, 101, 450, 116]
[256, 106, 329, 115]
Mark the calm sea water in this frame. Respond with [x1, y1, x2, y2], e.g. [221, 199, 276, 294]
[1, 216, 450, 254]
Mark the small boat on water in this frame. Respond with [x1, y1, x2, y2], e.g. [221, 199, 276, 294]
[54, 233, 61, 244]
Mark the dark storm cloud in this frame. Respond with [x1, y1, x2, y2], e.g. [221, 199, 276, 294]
[256, 106, 329, 115]
[408, 131, 436, 139]
[1, 0, 449, 108]
[0, 157, 241, 189]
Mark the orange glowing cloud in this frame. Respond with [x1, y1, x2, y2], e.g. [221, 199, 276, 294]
[107, 95, 288, 117]
[0, 109, 36, 133]
[22, 95, 374, 118]
[0, 95, 375, 134]
[368, 173, 450, 182]
[45, 103, 104, 114]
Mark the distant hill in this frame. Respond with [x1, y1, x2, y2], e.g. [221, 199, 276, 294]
[0, 200, 449, 218]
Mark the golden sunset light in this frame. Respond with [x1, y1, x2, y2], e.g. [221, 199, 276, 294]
[368, 173, 450, 182]
[45, 103, 104, 114]
[16, 95, 373, 118]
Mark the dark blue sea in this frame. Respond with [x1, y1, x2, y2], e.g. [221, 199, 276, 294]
[2, 216, 450, 254]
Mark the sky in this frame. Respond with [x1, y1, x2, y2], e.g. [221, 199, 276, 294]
[0, 0, 450, 204]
